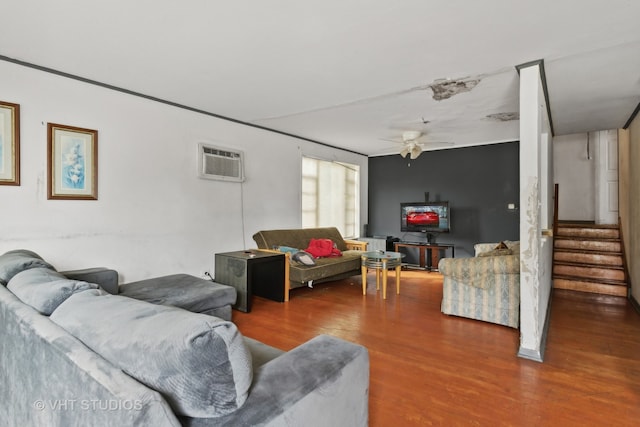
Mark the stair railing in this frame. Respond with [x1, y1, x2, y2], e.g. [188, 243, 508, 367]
[553, 183, 559, 237]
[618, 215, 631, 298]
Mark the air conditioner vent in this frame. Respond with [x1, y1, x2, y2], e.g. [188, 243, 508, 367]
[198, 143, 245, 182]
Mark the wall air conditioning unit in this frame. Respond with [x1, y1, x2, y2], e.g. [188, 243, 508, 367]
[198, 143, 245, 182]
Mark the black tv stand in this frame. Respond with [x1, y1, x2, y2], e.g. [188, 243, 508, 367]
[393, 242, 455, 271]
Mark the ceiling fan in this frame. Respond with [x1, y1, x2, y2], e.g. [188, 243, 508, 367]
[381, 130, 450, 159]
[398, 130, 424, 159]
[376, 124, 454, 158]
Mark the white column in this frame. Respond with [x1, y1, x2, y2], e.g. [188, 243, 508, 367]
[518, 63, 554, 362]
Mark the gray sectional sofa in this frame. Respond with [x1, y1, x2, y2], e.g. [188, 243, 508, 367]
[0, 249, 370, 426]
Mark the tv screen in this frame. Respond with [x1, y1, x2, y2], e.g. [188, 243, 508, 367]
[400, 201, 450, 233]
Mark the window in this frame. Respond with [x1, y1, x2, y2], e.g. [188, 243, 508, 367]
[302, 156, 360, 238]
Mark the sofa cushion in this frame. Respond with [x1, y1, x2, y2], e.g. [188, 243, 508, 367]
[474, 240, 520, 257]
[291, 250, 316, 266]
[7, 267, 99, 315]
[505, 240, 520, 254]
[477, 248, 513, 257]
[50, 289, 252, 418]
[0, 249, 55, 285]
[276, 245, 299, 254]
[243, 337, 285, 372]
[61, 267, 120, 295]
[118, 274, 237, 316]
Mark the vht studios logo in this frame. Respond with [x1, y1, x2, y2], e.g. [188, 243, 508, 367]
[33, 399, 143, 411]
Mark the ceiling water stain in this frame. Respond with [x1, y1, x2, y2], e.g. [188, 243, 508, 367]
[486, 112, 520, 121]
[430, 78, 481, 101]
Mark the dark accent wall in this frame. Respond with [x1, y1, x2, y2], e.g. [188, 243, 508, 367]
[368, 142, 519, 258]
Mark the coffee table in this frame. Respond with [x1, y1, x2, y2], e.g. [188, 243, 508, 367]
[361, 251, 404, 299]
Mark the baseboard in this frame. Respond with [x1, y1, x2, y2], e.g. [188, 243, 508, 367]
[517, 292, 553, 363]
[626, 261, 638, 314]
[517, 347, 543, 362]
[630, 293, 640, 315]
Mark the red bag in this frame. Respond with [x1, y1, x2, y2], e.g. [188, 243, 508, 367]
[305, 238, 342, 258]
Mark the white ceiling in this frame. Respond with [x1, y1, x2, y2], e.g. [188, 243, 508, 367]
[2, 0, 639, 156]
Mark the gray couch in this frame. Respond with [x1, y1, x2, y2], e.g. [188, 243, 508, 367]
[0, 250, 370, 426]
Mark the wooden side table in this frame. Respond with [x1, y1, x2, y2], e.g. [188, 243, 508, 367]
[214, 250, 285, 312]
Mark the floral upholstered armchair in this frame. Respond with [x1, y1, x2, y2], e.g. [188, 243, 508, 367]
[438, 241, 520, 328]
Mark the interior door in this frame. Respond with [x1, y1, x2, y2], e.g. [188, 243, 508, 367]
[594, 130, 619, 224]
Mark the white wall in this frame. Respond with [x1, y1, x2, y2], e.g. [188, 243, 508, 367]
[0, 61, 368, 283]
[552, 133, 595, 221]
[626, 115, 640, 303]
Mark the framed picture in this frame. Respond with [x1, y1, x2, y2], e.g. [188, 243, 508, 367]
[47, 123, 98, 200]
[0, 100, 20, 186]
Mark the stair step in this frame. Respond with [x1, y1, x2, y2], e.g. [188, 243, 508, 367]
[554, 238, 621, 252]
[553, 277, 628, 297]
[556, 226, 620, 239]
[557, 222, 618, 229]
[553, 222, 626, 297]
[553, 273, 627, 286]
[553, 250, 623, 266]
[553, 262, 625, 281]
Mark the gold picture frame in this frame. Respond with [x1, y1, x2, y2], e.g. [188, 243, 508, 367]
[47, 123, 98, 200]
[0, 100, 20, 186]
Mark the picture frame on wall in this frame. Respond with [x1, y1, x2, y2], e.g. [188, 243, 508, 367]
[0, 100, 20, 186]
[47, 123, 98, 200]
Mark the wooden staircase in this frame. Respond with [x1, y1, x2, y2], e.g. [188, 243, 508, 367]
[553, 223, 628, 297]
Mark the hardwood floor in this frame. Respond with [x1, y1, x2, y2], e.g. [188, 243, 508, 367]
[232, 270, 640, 426]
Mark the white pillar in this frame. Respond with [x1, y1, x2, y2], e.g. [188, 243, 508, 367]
[518, 63, 554, 362]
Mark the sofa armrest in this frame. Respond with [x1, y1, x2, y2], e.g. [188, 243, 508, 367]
[184, 334, 369, 427]
[61, 268, 119, 295]
[345, 239, 368, 251]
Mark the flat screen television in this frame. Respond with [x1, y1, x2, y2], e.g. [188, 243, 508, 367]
[400, 201, 450, 233]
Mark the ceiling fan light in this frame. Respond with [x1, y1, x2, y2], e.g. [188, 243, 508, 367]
[400, 147, 410, 158]
[410, 144, 422, 159]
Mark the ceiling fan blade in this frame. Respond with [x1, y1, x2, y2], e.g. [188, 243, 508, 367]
[402, 130, 422, 142]
[417, 140, 454, 146]
[379, 137, 402, 144]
